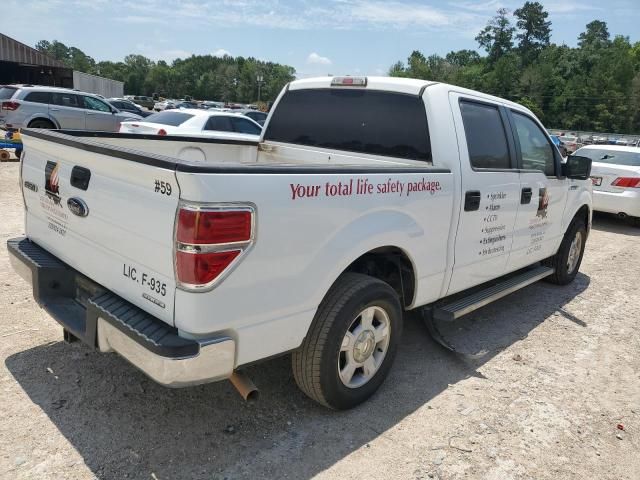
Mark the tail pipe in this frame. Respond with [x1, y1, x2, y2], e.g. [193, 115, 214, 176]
[229, 371, 259, 401]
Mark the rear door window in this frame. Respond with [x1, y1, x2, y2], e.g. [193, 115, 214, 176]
[264, 88, 431, 161]
[24, 92, 51, 104]
[51, 92, 82, 109]
[460, 101, 511, 170]
[204, 116, 234, 132]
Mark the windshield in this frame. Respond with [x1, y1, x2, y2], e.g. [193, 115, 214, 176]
[576, 148, 640, 167]
[0, 87, 17, 100]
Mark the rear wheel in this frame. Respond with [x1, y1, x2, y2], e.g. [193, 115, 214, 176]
[28, 119, 55, 129]
[543, 218, 587, 285]
[292, 273, 402, 410]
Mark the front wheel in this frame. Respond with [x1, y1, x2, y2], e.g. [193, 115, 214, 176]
[543, 218, 587, 285]
[292, 273, 402, 409]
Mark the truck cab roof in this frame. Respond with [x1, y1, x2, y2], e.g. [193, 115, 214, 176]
[289, 76, 529, 113]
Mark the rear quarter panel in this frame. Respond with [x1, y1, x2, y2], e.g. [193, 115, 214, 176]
[175, 169, 454, 366]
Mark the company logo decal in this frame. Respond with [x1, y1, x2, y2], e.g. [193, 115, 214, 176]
[44, 161, 61, 205]
[537, 187, 549, 218]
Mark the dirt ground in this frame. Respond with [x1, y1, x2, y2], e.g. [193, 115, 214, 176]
[0, 160, 639, 480]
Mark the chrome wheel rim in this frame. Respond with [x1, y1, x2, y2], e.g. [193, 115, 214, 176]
[338, 306, 391, 389]
[567, 230, 583, 273]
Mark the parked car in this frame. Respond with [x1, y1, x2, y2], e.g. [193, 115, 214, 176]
[108, 98, 153, 118]
[202, 101, 225, 109]
[575, 145, 640, 227]
[235, 109, 268, 126]
[9, 76, 592, 409]
[130, 95, 155, 110]
[119, 109, 262, 141]
[0, 85, 141, 131]
[558, 135, 581, 153]
[153, 100, 175, 112]
[550, 135, 568, 157]
[168, 101, 199, 110]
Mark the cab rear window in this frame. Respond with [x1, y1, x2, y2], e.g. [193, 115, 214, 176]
[265, 89, 431, 161]
[143, 112, 194, 126]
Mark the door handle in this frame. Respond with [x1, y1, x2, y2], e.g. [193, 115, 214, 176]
[521, 187, 533, 204]
[86, 112, 96, 116]
[464, 190, 481, 211]
[50, 108, 60, 111]
[70, 166, 91, 190]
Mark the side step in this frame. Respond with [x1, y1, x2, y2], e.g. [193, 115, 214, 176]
[433, 266, 554, 322]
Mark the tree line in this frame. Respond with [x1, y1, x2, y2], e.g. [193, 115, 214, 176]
[389, 2, 640, 134]
[34, 40, 296, 103]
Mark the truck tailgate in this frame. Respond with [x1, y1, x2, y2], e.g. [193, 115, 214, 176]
[20, 132, 179, 325]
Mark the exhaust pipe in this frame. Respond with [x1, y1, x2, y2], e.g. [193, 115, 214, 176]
[229, 371, 259, 401]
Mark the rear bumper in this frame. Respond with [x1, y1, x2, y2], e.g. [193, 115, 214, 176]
[7, 237, 235, 387]
[593, 189, 640, 217]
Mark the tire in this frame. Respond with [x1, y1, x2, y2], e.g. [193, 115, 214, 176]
[543, 217, 587, 285]
[28, 119, 55, 129]
[292, 273, 403, 410]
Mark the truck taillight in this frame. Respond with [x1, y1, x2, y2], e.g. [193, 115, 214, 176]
[611, 177, 640, 188]
[1, 101, 20, 111]
[176, 250, 241, 285]
[175, 204, 255, 290]
[177, 210, 252, 244]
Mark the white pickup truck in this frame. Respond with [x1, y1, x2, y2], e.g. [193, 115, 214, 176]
[8, 76, 593, 409]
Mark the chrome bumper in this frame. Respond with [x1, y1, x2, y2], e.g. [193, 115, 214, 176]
[7, 236, 235, 388]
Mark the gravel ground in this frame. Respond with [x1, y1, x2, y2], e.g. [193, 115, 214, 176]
[1, 161, 639, 480]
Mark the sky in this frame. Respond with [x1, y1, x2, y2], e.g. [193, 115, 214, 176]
[2, 0, 639, 78]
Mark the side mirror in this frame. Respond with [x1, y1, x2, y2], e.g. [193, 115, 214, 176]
[562, 155, 592, 180]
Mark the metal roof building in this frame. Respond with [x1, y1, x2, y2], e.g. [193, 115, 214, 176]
[0, 33, 73, 87]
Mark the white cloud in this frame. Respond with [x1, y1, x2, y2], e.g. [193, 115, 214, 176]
[307, 52, 332, 65]
[213, 48, 232, 57]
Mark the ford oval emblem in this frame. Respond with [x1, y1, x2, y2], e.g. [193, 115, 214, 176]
[67, 197, 89, 217]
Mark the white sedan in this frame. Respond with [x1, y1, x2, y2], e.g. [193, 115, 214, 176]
[119, 109, 262, 142]
[575, 145, 640, 226]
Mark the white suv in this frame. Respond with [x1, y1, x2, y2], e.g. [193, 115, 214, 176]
[0, 85, 141, 131]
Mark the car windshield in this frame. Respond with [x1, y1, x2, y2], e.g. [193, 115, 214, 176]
[142, 111, 194, 126]
[561, 136, 577, 142]
[0, 87, 17, 99]
[577, 148, 640, 167]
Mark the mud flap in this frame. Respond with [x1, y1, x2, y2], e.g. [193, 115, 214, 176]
[420, 307, 457, 352]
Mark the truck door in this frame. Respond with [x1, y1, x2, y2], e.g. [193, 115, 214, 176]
[504, 109, 569, 271]
[447, 95, 521, 295]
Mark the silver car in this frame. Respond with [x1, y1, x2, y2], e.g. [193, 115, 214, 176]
[0, 85, 141, 131]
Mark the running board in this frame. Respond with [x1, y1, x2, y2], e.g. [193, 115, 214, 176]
[433, 266, 554, 322]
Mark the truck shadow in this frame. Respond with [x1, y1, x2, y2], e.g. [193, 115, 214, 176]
[5, 273, 589, 480]
[591, 212, 640, 236]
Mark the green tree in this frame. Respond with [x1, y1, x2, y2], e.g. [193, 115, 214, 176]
[514, 1, 551, 62]
[476, 8, 516, 62]
[578, 20, 610, 48]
